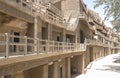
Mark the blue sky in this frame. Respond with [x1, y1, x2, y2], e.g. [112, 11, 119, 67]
[83, 0, 112, 28]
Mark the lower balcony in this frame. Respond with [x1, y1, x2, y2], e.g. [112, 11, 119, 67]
[0, 33, 86, 59]
[85, 38, 110, 47]
[85, 39, 103, 46]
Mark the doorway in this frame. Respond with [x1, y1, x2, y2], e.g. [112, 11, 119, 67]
[80, 30, 84, 43]
[59, 66, 62, 78]
[89, 47, 93, 62]
[57, 36, 60, 42]
[13, 32, 20, 52]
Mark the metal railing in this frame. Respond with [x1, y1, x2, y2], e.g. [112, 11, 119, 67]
[0, 33, 86, 58]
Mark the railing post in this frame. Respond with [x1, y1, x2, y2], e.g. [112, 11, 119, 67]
[70, 43, 72, 52]
[30, 2, 33, 13]
[84, 38, 87, 50]
[62, 42, 64, 52]
[37, 38, 40, 54]
[20, 0, 23, 9]
[5, 33, 10, 58]
[24, 36, 27, 55]
[53, 40, 55, 52]
[46, 40, 49, 53]
[58, 42, 60, 52]
[67, 42, 69, 52]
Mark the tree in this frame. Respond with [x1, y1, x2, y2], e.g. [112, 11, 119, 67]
[94, 0, 120, 32]
[111, 20, 120, 32]
[94, 0, 120, 20]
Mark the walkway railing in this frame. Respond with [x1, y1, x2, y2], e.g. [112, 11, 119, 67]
[0, 33, 86, 58]
[85, 39, 104, 46]
[46, 3, 63, 17]
[85, 38, 113, 47]
[2, 0, 66, 28]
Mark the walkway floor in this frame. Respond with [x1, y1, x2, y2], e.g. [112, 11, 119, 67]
[73, 53, 120, 78]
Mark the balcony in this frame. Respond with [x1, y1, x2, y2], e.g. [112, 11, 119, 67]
[0, 0, 35, 22]
[85, 39, 103, 46]
[79, 12, 87, 21]
[0, 0, 66, 28]
[0, 33, 86, 59]
[88, 17, 95, 26]
[1, 0, 35, 15]
[46, 3, 63, 17]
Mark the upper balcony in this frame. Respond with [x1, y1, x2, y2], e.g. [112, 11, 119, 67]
[0, 0, 67, 28]
[46, 3, 63, 17]
[79, 12, 87, 21]
[0, 0, 35, 22]
[0, 33, 86, 59]
[1, 0, 35, 16]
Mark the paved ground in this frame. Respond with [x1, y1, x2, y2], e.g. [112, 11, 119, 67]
[74, 53, 120, 78]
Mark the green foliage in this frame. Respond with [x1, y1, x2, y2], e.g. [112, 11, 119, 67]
[113, 25, 120, 32]
[94, 0, 120, 20]
[94, 0, 120, 32]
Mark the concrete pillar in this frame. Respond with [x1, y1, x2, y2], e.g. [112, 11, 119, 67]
[48, 24, 52, 40]
[47, 23, 52, 52]
[62, 59, 66, 78]
[82, 54, 85, 73]
[62, 29, 66, 42]
[34, 15, 42, 52]
[28, 66, 43, 78]
[54, 61, 59, 78]
[13, 71, 25, 78]
[43, 65, 48, 78]
[34, 14, 38, 52]
[66, 58, 71, 78]
[75, 31, 78, 48]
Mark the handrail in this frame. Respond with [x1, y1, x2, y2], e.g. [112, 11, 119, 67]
[46, 3, 63, 17]
[0, 33, 86, 58]
[86, 39, 104, 46]
[1, 0, 88, 31]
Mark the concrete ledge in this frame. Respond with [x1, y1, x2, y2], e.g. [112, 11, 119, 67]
[0, 1, 34, 23]
[0, 51, 84, 76]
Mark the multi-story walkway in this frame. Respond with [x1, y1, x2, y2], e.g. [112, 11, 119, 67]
[73, 53, 120, 78]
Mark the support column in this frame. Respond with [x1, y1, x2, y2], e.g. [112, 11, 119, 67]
[62, 29, 66, 42]
[43, 65, 48, 78]
[13, 71, 25, 78]
[34, 15, 42, 52]
[82, 54, 85, 73]
[34, 14, 38, 52]
[48, 24, 52, 40]
[62, 59, 66, 78]
[67, 58, 71, 78]
[47, 23, 52, 52]
[54, 61, 59, 78]
[75, 31, 78, 50]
